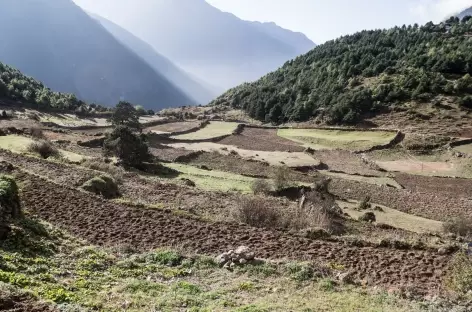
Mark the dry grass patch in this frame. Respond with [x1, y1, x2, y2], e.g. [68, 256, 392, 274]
[26, 140, 60, 159]
[278, 129, 396, 151]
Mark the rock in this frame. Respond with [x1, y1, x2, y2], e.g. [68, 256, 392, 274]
[373, 206, 384, 212]
[199, 165, 211, 171]
[235, 246, 255, 261]
[438, 245, 456, 255]
[239, 258, 247, 265]
[301, 227, 331, 239]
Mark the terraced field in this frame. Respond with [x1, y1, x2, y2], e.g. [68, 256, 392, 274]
[171, 121, 239, 140]
[278, 128, 397, 151]
[3, 113, 472, 310]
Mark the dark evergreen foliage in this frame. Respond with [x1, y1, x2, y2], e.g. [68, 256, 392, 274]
[103, 126, 151, 168]
[211, 19, 472, 124]
[0, 61, 109, 113]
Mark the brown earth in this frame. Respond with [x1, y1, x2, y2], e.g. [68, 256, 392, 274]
[217, 128, 305, 152]
[15, 169, 450, 294]
[311, 150, 383, 176]
[181, 151, 317, 183]
[0, 294, 57, 312]
[394, 173, 472, 198]
[329, 178, 472, 222]
[146, 121, 201, 133]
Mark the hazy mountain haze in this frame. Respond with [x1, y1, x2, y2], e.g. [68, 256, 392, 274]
[92, 14, 216, 104]
[0, 0, 193, 109]
[72, 0, 316, 91]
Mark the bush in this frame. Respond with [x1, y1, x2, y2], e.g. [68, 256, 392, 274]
[446, 252, 472, 293]
[81, 175, 119, 199]
[0, 175, 21, 219]
[358, 196, 371, 210]
[359, 212, 376, 223]
[80, 158, 124, 183]
[26, 140, 60, 159]
[443, 216, 472, 237]
[29, 127, 45, 139]
[251, 179, 272, 195]
[103, 126, 151, 168]
[272, 166, 291, 191]
[459, 95, 472, 109]
[232, 197, 281, 228]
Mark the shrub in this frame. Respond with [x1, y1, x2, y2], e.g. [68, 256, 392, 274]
[272, 166, 291, 191]
[29, 127, 45, 139]
[459, 95, 472, 109]
[103, 126, 151, 168]
[232, 197, 281, 228]
[358, 196, 371, 210]
[26, 140, 60, 159]
[446, 252, 472, 293]
[0, 175, 21, 219]
[443, 216, 472, 237]
[251, 179, 272, 195]
[359, 212, 376, 223]
[80, 158, 124, 182]
[81, 175, 119, 199]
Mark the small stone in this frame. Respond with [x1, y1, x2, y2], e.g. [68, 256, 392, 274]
[337, 271, 355, 284]
[239, 258, 247, 265]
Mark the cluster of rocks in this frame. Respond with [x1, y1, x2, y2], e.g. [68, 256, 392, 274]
[216, 246, 258, 269]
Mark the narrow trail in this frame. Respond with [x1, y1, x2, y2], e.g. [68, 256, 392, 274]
[15, 170, 450, 294]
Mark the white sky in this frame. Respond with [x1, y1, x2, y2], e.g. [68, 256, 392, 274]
[73, 0, 472, 43]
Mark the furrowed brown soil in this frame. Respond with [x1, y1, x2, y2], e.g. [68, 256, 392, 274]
[150, 146, 197, 162]
[329, 178, 472, 222]
[0, 294, 57, 312]
[311, 150, 383, 176]
[217, 128, 305, 152]
[146, 121, 201, 133]
[16, 170, 449, 294]
[394, 173, 472, 198]
[181, 151, 317, 183]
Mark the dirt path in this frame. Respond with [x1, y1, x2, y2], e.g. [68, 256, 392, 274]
[15, 171, 450, 294]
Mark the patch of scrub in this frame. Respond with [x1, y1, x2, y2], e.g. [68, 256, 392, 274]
[278, 129, 396, 150]
[338, 200, 443, 234]
[163, 163, 258, 193]
[322, 171, 403, 189]
[167, 142, 320, 167]
[171, 121, 239, 140]
[0, 135, 86, 162]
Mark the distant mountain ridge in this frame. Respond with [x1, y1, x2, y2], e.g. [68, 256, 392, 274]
[92, 14, 216, 104]
[456, 6, 472, 20]
[0, 0, 193, 109]
[72, 0, 316, 93]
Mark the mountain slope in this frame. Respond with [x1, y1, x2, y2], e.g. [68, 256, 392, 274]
[212, 20, 472, 124]
[0, 0, 193, 109]
[92, 14, 216, 104]
[73, 0, 316, 91]
[456, 7, 472, 20]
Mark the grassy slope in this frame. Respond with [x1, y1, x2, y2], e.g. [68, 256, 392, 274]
[171, 122, 240, 140]
[0, 216, 427, 312]
[0, 135, 85, 162]
[278, 129, 396, 150]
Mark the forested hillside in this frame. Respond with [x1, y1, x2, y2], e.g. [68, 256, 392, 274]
[212, 18, 472, 124]
[0, 61, 107, 113]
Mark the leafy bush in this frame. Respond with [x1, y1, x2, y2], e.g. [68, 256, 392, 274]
[443, 216, 472, 237]
[103, 126, 151, 168]
[272, 166, 291, 191]
[26, 140, 60, 159]
[459, 95, 472, 109]
[29, 127, 45, 139]
[358, 196, 371, 210]
[109, 102, 141, 131]
[232, 197, 281, 228]
[251, 179, 272, 195]
[80, 158, 124, 183]
[446, 252, 472, 293]
[0, 175, 21, 219]
[80, 175, 119, 199]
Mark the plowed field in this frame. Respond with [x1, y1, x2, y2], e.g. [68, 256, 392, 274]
[16, 171, 450, 294]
